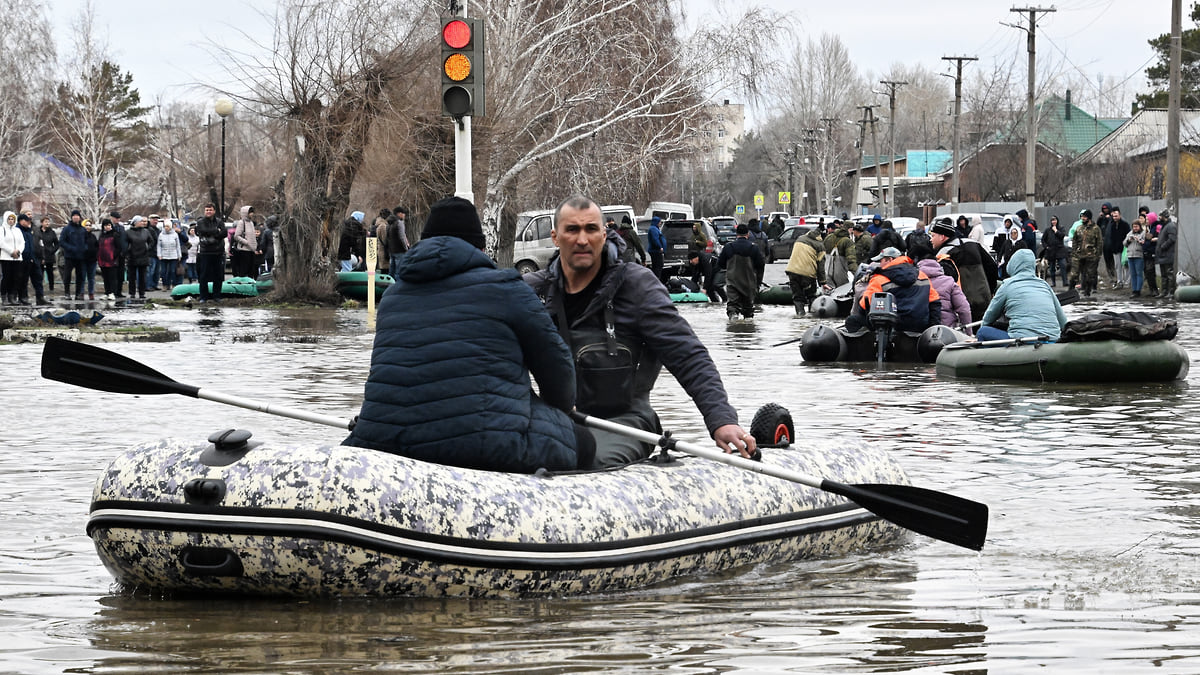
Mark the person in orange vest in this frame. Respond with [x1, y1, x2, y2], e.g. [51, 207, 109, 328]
[844, 247, 941, 333]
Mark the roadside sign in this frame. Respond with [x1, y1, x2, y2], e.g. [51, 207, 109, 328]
[735, 204, 745, 214]
[753, 191, 764, 208]
[778, 192, 791, 205]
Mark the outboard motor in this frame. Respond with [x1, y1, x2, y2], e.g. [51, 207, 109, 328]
[867, 292, 899, 363]
[917, 325, 966, 363]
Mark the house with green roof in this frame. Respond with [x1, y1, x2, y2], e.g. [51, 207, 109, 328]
[934, 91, 1125, 204]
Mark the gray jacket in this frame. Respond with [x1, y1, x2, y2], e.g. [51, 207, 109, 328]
[1157, 222, 1178, 264]
[525, 258, 739, 436]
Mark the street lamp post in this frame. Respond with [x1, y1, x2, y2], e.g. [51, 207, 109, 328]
[214, 97, 234, 219]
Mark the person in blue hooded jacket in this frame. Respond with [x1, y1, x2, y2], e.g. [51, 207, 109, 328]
[647, 216, 666, 281]
[977, 248, 1068, 342]
[344, 196, 592, 473]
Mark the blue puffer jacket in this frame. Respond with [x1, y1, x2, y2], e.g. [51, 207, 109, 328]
[982, 249, 1068, 340]
[344, 236, 579, 473]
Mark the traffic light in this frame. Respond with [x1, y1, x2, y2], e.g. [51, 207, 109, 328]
[440, 17, 485, 118]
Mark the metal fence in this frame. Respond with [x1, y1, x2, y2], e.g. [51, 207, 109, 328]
[942, 198, 1200, 282]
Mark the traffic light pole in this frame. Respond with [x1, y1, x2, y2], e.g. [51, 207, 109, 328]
[455, 116, 473, 203]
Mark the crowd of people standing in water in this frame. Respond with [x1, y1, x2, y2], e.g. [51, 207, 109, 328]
[668, 203, 1179, 346]
[0, 205, 278, 305]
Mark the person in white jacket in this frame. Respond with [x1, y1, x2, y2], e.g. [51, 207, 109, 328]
[0, 211, 23, 304]
[156, 219, 183, 289]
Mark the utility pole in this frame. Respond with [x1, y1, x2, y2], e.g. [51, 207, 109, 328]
[785, 145, 796, 210]
[804, 128, 822, 215]
[941, 55, 977, 211]
[1167, 0, 1182, 215]
[852, 107, 873, 217]
[1010, 6, 1056, 216]
[867, 106, 881, 214]
[820, 117, 838, 213]
[879, 80, 907, 217]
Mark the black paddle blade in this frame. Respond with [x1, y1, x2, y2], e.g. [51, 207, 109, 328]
[823, 480, 989, 551]
[1056, 288, 1080, 305]
[41, 336, 199, 397]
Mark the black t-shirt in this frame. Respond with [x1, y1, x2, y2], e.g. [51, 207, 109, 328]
[562, 268, 605, 326]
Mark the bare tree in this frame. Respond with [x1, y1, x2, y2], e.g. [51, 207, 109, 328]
[763, 33, 865, 213]
[0, 0, 55, 203]
[478, 0, 780, 264]
[216, 0, 434, 300]
[46, 1, 152, 221]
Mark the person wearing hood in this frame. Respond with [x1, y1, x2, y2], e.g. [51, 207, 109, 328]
[345, 196, 593, 474]
[930, 219, 997, 321]
[231, 205, 258, 278]
[0, 210, 22, 304]
[1041, 215, 1069, 287]
[338, 210, 366, 271]
[124, 216, 155, 300]
[1142, 211, 1160, 296]
[867, 219, 905, 260]
[844, 247, 941, 333]
[996, 221, 1029, 279]
[955, 214, 973, 241]
[1156, 211, 1178, 298]
[966, 215, 988, 246]
[1015, 208, 1038, 251]
[867, 214, 882, 236]
[647, 215, 666, 281]
[784, 227, 827, 317]
[977, 248, 1068, 342]
[917, 257, 971, 334]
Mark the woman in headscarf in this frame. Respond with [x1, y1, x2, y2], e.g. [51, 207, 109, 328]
[996, 219, 1028, 279]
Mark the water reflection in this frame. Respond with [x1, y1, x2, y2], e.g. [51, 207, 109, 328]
[6, 287, 1200, 672]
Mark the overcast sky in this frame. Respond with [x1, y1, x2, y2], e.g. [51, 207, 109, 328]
[48, 0, 1168, 116]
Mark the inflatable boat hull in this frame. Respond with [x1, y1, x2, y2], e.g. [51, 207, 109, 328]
[87, 438, 908, 598]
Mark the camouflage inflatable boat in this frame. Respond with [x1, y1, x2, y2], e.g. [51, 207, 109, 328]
[87, 431, 908, 598]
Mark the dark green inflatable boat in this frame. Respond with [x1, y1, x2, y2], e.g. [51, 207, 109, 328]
[935, 337, 1189, 382]
[170, 276, 259, 299]
[253, 271, 395, 301]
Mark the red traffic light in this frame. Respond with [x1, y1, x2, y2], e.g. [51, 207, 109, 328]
[442, 19, 471, 49]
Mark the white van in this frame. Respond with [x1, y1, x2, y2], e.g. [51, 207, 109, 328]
[513, 204, 638, 274]
[644, 201, 694, 221]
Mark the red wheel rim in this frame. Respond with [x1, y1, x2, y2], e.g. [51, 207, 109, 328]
[773, 424, 790, 444]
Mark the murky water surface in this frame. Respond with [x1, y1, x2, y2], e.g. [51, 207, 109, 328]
[4, 273, 1200, 673]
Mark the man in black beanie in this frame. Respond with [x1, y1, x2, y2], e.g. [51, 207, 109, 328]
[344, 196, 593, 473]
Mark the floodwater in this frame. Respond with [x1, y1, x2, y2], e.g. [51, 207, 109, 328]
[4, 268, 1200, 674]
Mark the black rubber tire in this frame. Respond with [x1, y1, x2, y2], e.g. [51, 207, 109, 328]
[750, 403, 795, 447]
[515, 260, 538, 275]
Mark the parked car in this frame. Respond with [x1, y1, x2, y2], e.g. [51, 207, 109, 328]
[661, 219, 718, 274]
[645, 201, 694, 221]
[935, 212, 1008, 239]
[710, 216, 738, 243]
[767, 223, 816, 263]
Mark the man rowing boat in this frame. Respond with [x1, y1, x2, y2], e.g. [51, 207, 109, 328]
[525, 194, 757, 468]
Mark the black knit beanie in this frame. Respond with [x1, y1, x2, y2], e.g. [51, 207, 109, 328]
[421, 197, 485, 249]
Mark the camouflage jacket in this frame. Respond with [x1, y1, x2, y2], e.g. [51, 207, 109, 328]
[1071, 222, 1103, 261]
